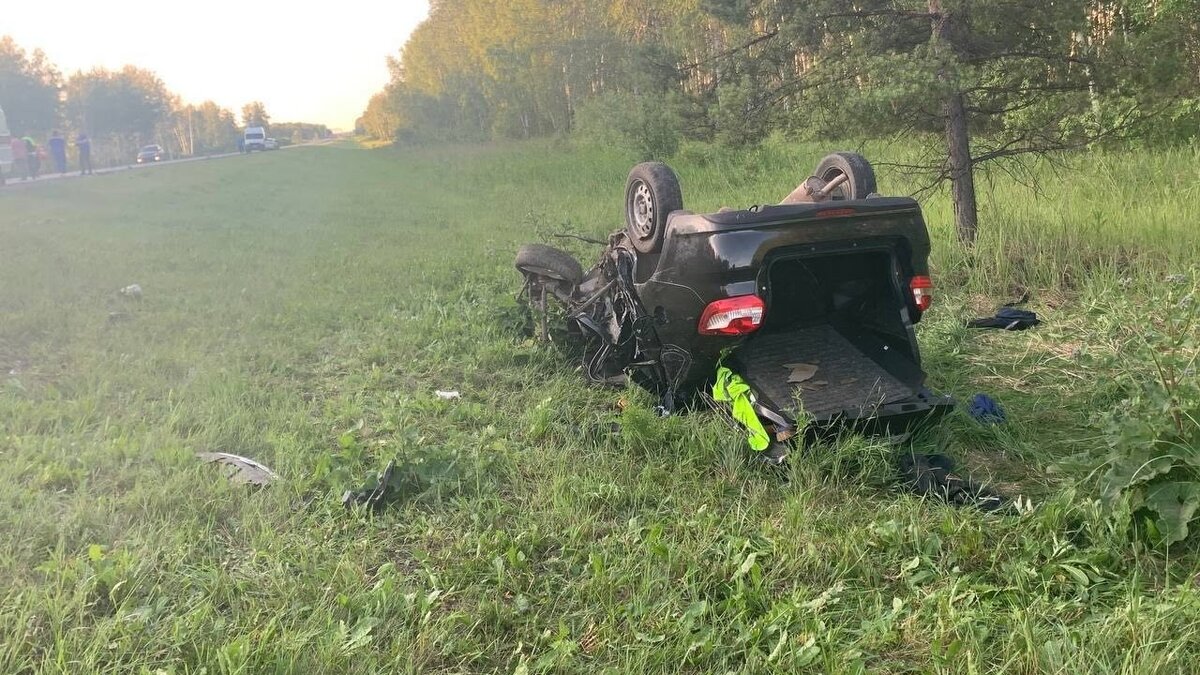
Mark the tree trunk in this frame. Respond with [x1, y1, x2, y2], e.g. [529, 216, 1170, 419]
[564, 25, 576, 133]
[930, 0, 979, 245]
[563, 62, 574, 133]
[944, 91, 978, 244]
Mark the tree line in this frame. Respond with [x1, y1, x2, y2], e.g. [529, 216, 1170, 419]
[1, 36, 331, 166]
[360, 0, 1200, 241]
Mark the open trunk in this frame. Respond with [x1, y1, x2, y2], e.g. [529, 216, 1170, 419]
[733, 248, 939, 427]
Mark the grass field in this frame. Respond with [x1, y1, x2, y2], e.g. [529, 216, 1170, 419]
[2, 141, 1199, 673]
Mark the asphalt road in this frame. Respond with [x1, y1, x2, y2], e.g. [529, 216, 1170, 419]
[0, 144, 319, 189]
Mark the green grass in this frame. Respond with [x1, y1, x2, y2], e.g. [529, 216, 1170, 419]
[1, 140, 1199, 673]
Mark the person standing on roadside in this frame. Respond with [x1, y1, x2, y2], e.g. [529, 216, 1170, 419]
[10, 134, 29, 179]
[24, 137, 40, 179]
[75, 132, 93, 175]
[48, 131, 67, 174]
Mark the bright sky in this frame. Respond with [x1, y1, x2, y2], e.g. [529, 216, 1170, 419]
[7, 1, 430, 131]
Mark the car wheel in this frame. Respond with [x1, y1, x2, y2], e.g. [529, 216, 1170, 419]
[625, 162, 683, 254]
[515, 244, 583, 287]
[813, 152, 877, 201]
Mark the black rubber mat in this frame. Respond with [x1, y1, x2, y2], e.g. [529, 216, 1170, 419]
[738, 324, 916, 419]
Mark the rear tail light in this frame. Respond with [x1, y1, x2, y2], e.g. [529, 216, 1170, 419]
[910, 275, 933, 313]
[698, 295, 765, 336]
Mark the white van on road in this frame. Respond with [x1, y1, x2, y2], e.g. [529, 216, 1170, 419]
[244, 126, 267, 152]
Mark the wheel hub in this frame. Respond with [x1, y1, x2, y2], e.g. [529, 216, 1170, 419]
[629, 182, 655, 238]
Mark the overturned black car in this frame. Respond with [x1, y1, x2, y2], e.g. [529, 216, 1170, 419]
[516, 152, 953, 455]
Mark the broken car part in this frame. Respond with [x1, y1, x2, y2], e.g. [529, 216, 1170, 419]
[197, 452, 278, 486]
[968, 307, 1040, 331]
[342, 459, 397, 509]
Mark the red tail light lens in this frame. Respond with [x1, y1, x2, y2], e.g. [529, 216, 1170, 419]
[698, 295, 766, 335]
[910, 275, 933, 313]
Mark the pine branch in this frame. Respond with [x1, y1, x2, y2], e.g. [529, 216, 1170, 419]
[814, 9, 935, 21]
[962, 50, 1097, 67]
[675, 31, 781, 72]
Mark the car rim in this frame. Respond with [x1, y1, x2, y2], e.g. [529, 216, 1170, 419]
[629, 181, 655, 239]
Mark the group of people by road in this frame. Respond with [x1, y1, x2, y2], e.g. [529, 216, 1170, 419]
[8, 131, 93, 180]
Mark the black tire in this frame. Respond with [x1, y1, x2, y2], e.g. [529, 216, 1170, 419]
[625, 162, 683, 254]
[813, 152, 877, 201]
[515, 244, 583, 285]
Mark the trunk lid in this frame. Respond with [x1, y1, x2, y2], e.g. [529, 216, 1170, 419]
[732, 244, 939, 427]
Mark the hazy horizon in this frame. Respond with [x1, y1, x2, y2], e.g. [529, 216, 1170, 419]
[7, 1, 430, 130]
